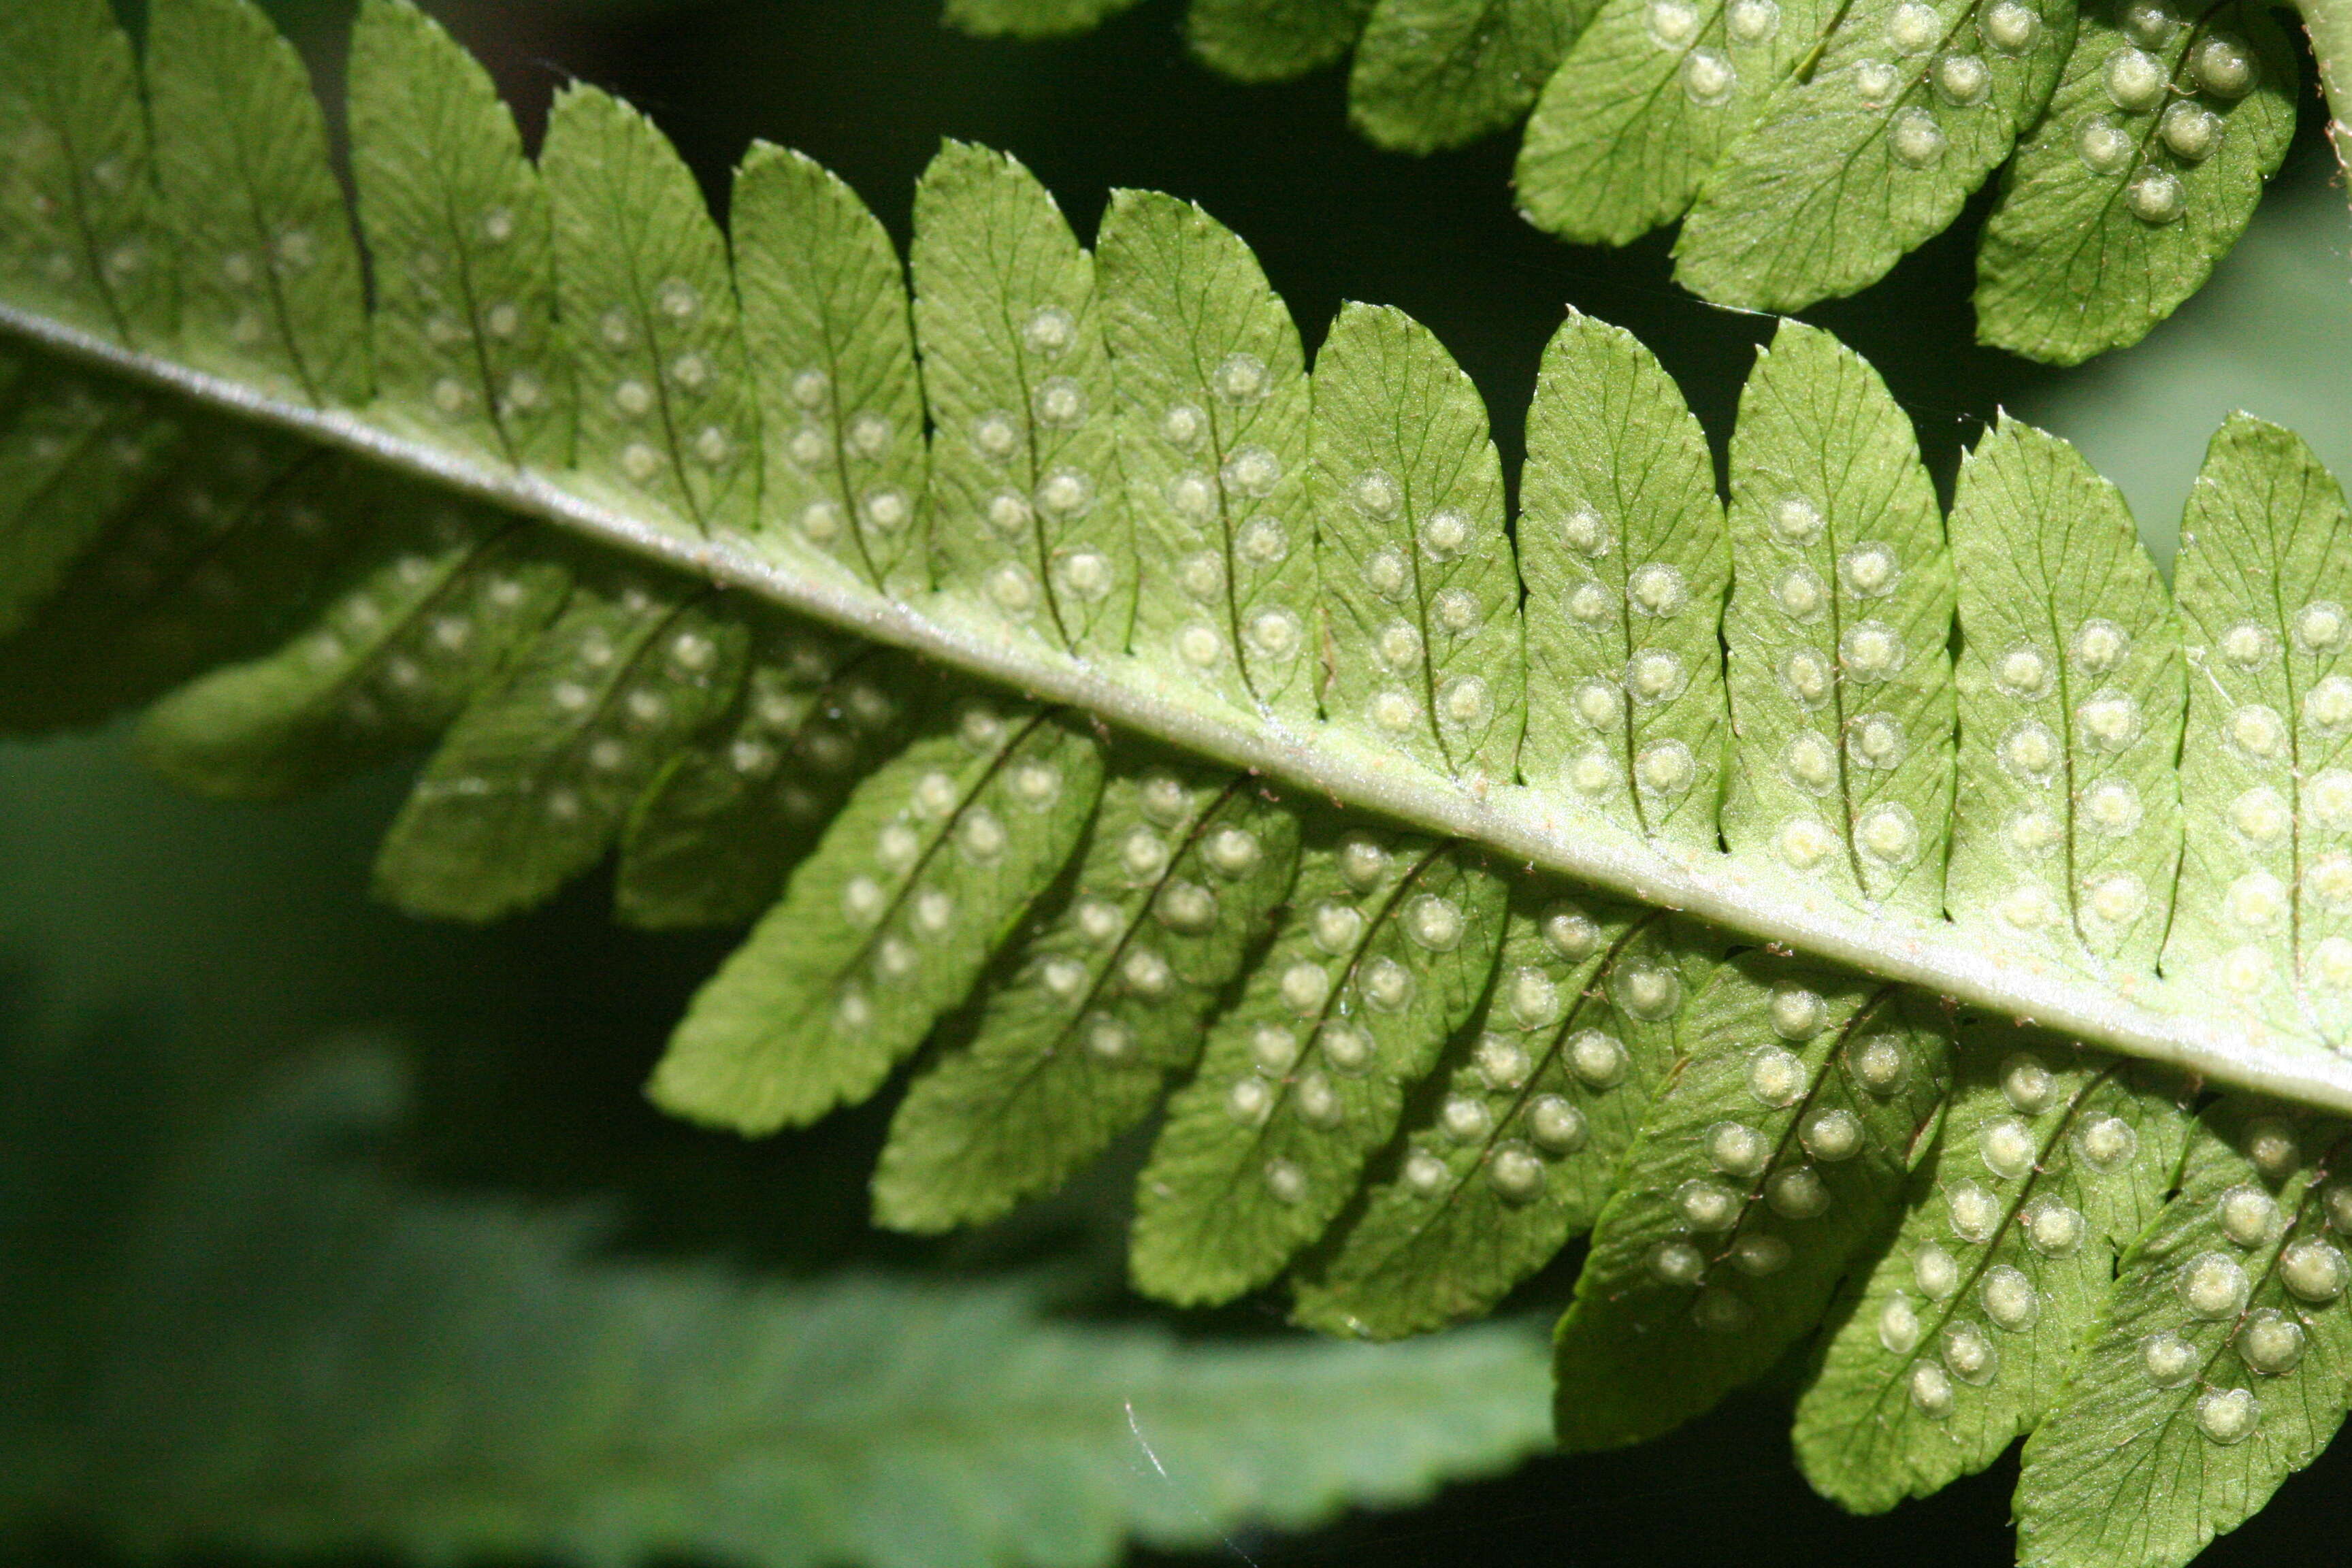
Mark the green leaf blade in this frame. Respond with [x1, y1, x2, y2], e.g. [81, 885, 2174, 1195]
[0, 0, 173, 348]
[1674, 0, 2077, 310]
[1518, 307, 1729, 846]
[733, 143, 930, 596]
[944, 0, 1149, 35]
[1514, 0, 1834, 246]
[54, 1044, 1557, 1568]
[1721, 321, 1955, 912]
[1348, 0, 1595, 153]
[1098, 189, 1318, 722]
[1293, 896, 1721, 1337]
[651, 704, 1107, 1134]
[1944, 416, 2183, 969]
[144, 0, 372, 407]
[346, 0, 565, 467]
[1312, 303, 1524, 787]
[1188, 0, 1377, 82]
[137, 506, 571, 800]
[16, 12, 2352, 1486]
[0, 418, 354, 736]
[1793, 1032, 2194, 1512]
[2016, 1105, 2352, 1568]
[913, 143, 1130, 657]
[2166, 416, 2352, 1042]
[1976, 0, 2298, 365]
[0, 369, 178, 640]
[614, 632, 911, 929]
[372, 578, 748, 921]
[540, 86, 759, 536]
[1552, 957, 1952, 1451]
[1130, 832, 1509, 1305]
[874, 765, 1303, 1232]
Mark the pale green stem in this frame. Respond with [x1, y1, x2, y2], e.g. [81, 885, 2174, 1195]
[2301, 0, 2352, 196]
[16, 301, 2352, 1118]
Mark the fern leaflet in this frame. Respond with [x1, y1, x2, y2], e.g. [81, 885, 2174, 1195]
[1551, 958, 1954, 1449]
[10, 2, 2352, 1559]
[2014, 1102, 2352, 1568]
[951, 0, 2342, 361]
[1793, 1035, 2196, 1509]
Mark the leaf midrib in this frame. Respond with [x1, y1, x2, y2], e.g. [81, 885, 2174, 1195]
[7, 297, 2347, 1118]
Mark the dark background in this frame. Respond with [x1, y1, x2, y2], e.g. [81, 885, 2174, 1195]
[22, 0, 2352, 1562]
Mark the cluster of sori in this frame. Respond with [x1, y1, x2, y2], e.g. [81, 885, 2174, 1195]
[949, 0, 2302, 362]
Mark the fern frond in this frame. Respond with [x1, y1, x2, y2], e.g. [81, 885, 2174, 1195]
[371, 572, 744, 920]
[952, 0, 2335, 360]
[10, 3, 2352, 1557]
[615, 632, 913, 928]
[135, 494, 574, 798]
[12, 0, 2345, 1113]
[917, 144, 1130, 654]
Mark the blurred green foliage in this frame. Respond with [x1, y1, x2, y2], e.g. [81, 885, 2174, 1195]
[0, 1006, 1552, 1568]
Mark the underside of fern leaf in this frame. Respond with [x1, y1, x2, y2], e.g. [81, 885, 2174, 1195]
[945, 0, 2341, 364]
[9, 1, 2352, 1562]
